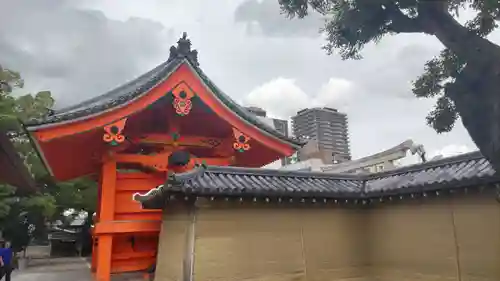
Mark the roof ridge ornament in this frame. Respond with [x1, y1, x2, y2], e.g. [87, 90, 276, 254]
[168, 32, 199, 66]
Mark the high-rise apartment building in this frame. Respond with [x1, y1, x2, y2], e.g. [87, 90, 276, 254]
[292, 107, 351, 163]
[244, 106, 289, 166]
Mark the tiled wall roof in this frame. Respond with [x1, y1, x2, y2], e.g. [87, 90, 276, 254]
[134, 151, 500, 207]
[365, 151, 495, 195]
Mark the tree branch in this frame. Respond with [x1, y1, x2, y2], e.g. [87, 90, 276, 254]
[384, 2, 424, 33]
[416, 1, 500, 66]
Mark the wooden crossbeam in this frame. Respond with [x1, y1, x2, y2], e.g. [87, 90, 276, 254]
[132, 134, 225, 149]
[111, 150, 232, 172]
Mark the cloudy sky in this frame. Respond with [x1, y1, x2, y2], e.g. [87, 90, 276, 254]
[2, 0, 497, 162]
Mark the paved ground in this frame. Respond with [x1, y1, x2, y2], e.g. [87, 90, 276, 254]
[11, 257, 145, 281]
[12, 257, 92, 281]
[12, 258, 92, 281]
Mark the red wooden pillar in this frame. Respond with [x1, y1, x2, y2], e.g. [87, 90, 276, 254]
[95, 159, 116, 281]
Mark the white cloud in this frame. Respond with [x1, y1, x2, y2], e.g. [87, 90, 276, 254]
[313, 78, 357, 111]
[242, 77, 309, 119]
[429, 144, 474, 159]
[243, 77, 357, 119]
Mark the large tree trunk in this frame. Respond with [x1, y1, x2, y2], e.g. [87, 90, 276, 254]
[418, 4, 500, 172]
[446, 63, 500, 172]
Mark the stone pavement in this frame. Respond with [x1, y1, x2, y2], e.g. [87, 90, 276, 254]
[11, 257, 146, 281]
[12, 257, 92, 281]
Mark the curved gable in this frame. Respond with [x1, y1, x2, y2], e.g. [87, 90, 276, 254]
[25, 33, 304, 155]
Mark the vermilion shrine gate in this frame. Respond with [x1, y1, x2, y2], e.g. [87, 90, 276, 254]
[24, 33, 303, 281]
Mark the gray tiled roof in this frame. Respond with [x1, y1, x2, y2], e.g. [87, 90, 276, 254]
[183, 166, 363, 197]
[134, 151, 499, 207]
[24, 33, 304, 148]
[32, 60, 178, 125]
[364, 151, 495, 195]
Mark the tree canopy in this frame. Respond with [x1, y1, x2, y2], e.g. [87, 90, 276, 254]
[279, 0, 500, 169]
[0, 65, 97, 250]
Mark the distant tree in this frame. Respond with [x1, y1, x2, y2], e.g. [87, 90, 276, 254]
[0, 65, 98, 253]
[0, 65, 23, 129]
[0, 65, 59, 249]
[1, 63, 98, 218]
[279, 0, 500, 169]
[47, 177, 98, 221]
[0, 185, 17, 220]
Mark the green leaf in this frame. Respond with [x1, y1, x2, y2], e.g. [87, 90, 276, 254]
[426, 96, 458, 133]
